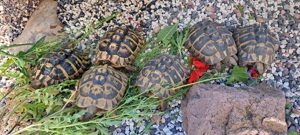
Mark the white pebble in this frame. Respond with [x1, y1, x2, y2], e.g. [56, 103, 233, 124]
[138, 125, 145, 133]
[271, 67, 276, 73]
[281, 40, 287, 45]
[283, 82, 289, 88]
[297, 48, 300, 54]
[163, 126, 170, 132]
[177, 116, 182, 122]
[0, 6, 4, 11]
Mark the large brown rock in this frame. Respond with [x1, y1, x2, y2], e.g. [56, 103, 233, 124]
[181, 83, 287, 135]
[9, 0, 64, 55]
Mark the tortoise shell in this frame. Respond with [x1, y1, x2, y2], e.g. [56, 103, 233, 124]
[185, 20, 237, 65]
[233, 23, 276, 74]
[30, 48, 91, 89]
[95, 26, 144, 71]
[135, 55, 190, 99]
[75, 64, 128, 112]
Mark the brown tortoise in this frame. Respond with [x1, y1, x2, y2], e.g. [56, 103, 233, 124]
[185, 20, 238, 69]
[95, 26, 144, 71]
[135, 54, 190, 110]
[30, 48, 91, 89]
[75, 64, 128, 121]
[233, 23, 276, 74]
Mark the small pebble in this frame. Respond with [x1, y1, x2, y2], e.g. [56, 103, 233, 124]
[161, 117, 166, 123]
[295, 13, 300, 19]
[153, 25, 161, 34]
[205, 6, 215, 12]
[256, 16, 266, 23]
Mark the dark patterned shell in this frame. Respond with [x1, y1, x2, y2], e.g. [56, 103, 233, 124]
[233, 24, 276, 66]
[30, 48, 91, 89]
[185, 20, 237, 65]
[76, 65, 128, 111]
[135, 55, 190, 99]
[95, 26, 144, 68]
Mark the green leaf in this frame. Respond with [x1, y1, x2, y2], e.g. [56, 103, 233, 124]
[247, 78, 259, 86]
[288, 132, 298, 135]
[226, 65, 250, 84]
[285, 102, 292, 110]
[157, 23, 178, 44]
[72, 110, 87, 119]
[25, 36, 46, 54]
[16, 51, 26, 57]
[0, 58, 14, 73]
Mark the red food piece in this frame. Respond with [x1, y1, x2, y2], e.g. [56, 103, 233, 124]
[187, 70, 200, 84]
[187, 56, 210, 83]
[250, 68, 259, 78]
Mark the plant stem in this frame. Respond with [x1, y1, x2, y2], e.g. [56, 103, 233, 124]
[172, 75, 230, 90]
[0, 51, 18, 59]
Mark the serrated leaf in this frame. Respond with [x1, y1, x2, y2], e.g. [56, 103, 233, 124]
[226, 65, 250, 84]
[63, 116, 72, 123]
[46, 106, 52, 114]
[72, 109, 87, 119]
[157, 23, 178, 44]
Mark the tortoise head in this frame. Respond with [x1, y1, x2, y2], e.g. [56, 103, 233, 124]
[30, 80, 43, 89]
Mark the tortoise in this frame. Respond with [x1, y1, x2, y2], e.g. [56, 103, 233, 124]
[30, 48, 91, 89]
[75, 64, 128, 121]
[95, 26, 144, 71]
[135, 54, 190, 110]
[233, 23, 276, 74]
[185, 20, 238, 70]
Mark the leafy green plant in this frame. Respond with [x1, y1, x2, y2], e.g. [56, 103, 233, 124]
[237, 4, 243, 13]
[170, 22, 191, 58]
[286, 102, 292, 110]
[249, 16, 254, 20]
[156, 21, 191, 58]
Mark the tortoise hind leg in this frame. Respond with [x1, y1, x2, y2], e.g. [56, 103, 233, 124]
[214, 62, 222, 71]
[80, 106, 99, 122]
[222, 55, 238, 67]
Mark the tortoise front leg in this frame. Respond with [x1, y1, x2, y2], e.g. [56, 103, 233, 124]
[160, 100, 167, 111]
[80, 106, 100, 122]
[124, 65, 138, 72]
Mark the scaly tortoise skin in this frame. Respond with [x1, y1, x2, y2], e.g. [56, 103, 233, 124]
[185, 20, 238, 69]
[30, 48, 91, 89]
[233, 23, 276, 74]
[95, 26, 144, 71]
[75, 64, 128, 121]
[135, 55, 190, 110]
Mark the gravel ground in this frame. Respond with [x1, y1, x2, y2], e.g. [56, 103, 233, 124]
[0, 0, 300, 134]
